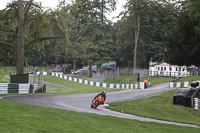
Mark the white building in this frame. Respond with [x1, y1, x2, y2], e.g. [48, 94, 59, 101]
[149, 62, 189, 77]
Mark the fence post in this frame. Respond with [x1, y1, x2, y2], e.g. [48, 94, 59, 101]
[117, 67, 119, 76]
[137, 71, 140, 88]
[9, 70, 12, 76]
[33, 67, 38, 84]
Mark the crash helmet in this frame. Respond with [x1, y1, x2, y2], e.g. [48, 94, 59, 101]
[102, 91, 106, 95]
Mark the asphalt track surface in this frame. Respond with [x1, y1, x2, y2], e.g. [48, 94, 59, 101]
[3, 82, 200, 129]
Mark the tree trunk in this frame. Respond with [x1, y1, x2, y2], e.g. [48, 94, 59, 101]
[88, 60, 92, 77]
[16, 0, 24, 74]
[73, 57, 76, 71]
[133, 15, 140, 69]
[97, 64, 101, 74]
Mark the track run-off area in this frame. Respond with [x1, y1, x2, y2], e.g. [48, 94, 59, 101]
[3, 82, 200, 129]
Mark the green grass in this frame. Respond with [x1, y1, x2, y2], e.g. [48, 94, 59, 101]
[104, 75, 138, 84]
[149, 77, 175, 86]
[0, 75, 9, 83]
[43, 75, 174, 94]
[0, 66, 16, 75]
[0, 66, 51, 75]
[104, 75, 175, 86]
[176, 76, 200, 82]
[78, 77, 93, 81]
[107, 90, 200, 126]
[0, 99, 199, 133]
[42, 76, 122, 94]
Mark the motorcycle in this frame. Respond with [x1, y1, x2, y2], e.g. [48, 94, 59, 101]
[91, 95, 105, 109]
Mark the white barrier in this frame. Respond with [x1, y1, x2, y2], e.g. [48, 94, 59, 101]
[0, 83, 35, 94]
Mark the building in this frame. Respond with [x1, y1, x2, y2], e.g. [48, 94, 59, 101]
[149, 62, 189, 78]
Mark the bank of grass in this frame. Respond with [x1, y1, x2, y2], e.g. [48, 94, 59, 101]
[107, 90, 200, 126]
[0, 99, 199, 133]
[0, 66, 51, 75]
[0, 75, 9, 83]
[104, 75, 175, 86]
[42, 76, 121, 94]
[43, 75, 174, 94]
[0, 66, 16, 75]
[78, 77, 93, 81]
[176, 76, 200, 82]
[149, 77, 175, 86]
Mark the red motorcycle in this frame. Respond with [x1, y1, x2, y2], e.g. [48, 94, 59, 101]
[91, 95, 105, 109]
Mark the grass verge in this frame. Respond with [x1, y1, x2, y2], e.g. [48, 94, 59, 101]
[0, 99, 199, 133]
[42, 76, 122, 94]
[149, 77, 175, 86]
[107, 90, 200, 126]
[0, 66, 51, 75]
[0, 75, 9, 83]
[176, 76, 200, 82]
[104, 75, 175, 86]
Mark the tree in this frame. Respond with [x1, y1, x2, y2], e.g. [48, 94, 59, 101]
[67, 0, 116, 74]
[166, 0, 200, 66]
[124, 0, 148, 68]
[0, 0, 69, 73]
[116, 0, 177, 68]
[17, 0, 25, 74]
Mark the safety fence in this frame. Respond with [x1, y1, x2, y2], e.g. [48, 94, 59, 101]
[38, 72, 150, 89]
[169, 81, 200, 88]
[194, 98, 200, 110]
[0, 83, 35, 94]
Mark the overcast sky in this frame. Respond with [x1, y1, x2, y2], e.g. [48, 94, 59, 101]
[0, 0, 127, 22]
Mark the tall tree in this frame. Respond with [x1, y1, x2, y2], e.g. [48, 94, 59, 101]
[116, 0, 177, 68]
[17, 0, 25, 74]
[166, 0, 200, 66]
[124, 0, 148, 68]
[68, 0, 116, 73]
[0, 0, 69, 71]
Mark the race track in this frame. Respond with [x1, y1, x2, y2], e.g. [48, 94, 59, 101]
[3, 82, 200, 128]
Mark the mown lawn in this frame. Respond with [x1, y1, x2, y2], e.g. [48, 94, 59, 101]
[0, 75, 9, 83]
[149, 77, 175, 86]
[43, 75, 175, 94]
[0, 66, 16, 75]
[42, 76, 122, 94]
[176, 76, 200, 82]
[107, 90, 200, 126]
[0, 66, 51, 75]
[0, 99, 199, 133]
[104, 75, 175, 86]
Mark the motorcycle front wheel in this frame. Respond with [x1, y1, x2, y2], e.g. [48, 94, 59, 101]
[94, 101, 100, 109]
[91, 103, 94, 108]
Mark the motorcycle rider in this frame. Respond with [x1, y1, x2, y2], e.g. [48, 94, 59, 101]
[93, 91, 106, 104]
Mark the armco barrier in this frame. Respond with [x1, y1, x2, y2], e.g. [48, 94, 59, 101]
[0, 83, 35, 94]
[42, 72, 150, 89]
[194, 98, 200, 110]
[169, 81, 200, 88]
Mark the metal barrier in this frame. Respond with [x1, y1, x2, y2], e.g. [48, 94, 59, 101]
[194, 98, 200, 110]
[0, 83, 35, 94]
